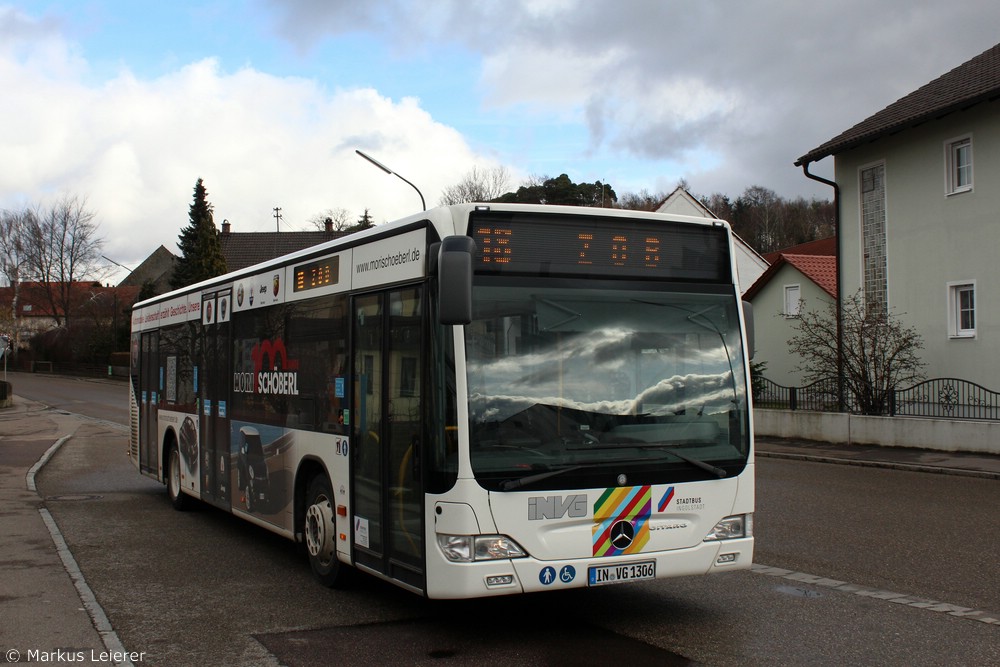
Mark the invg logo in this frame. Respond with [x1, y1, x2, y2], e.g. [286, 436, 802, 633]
[528, 494, 588, 520]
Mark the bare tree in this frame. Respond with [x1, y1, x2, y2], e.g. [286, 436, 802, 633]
[22, 195, 107, 327]
[617, 188, 667, 212]
[0, 206, 34, 355]
[438, 165, 511, 205]
[306, 207, 353, 231]
[787, 290, 925, 415]
[737, 185, 784, 253]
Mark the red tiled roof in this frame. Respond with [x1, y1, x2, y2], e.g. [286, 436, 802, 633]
[783, 254, 837, 298]
[744, 253, 837, 301]
[763, 237, 837, 264]
[797, 43, 1000, 165]
[0, 283, 141, 318]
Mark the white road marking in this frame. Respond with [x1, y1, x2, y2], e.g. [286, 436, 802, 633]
[752, 564, 1000, 626]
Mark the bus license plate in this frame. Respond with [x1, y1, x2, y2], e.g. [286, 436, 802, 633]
[588, 561, 656, 586]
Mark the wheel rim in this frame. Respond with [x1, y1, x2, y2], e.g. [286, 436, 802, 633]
[305, 494, 335, 565]
[169, 449, 181, 497]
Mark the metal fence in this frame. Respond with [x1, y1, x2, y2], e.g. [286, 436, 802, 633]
[755, 376, 1000, 421]
[754, 377, 851, 412]
[890, 378, 1000, 420]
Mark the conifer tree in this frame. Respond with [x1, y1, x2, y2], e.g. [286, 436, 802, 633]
[170, 178, 227, 289]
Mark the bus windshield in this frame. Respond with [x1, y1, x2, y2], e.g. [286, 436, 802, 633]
[465, 283, 750, 491]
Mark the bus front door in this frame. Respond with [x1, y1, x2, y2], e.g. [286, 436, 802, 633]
[352, 288, 425, 591]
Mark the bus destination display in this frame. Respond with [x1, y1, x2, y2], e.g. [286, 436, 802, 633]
[293, 255, 339, 292]
[470, 213, 730, 282]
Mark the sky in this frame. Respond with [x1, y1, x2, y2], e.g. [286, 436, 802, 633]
[3, 1, 1000, 284]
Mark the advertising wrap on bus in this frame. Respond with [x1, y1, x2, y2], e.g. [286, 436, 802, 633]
[132, 293, 201, 332]
[129, 204, 753, 600]
[350, 228, 425, 289]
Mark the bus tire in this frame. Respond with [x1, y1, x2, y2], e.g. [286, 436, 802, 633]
[304, 474, 343, 587]
[167, 442, 194, 511]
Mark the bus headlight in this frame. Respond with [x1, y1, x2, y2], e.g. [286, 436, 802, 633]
[703, 514, 753, 541]
[437, 534, 528, 562]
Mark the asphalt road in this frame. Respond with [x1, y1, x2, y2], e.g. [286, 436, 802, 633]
[14, 373, 1000, 665]
[3, 371, 127, 426]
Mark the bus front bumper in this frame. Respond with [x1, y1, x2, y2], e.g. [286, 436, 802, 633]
[424, 536, 753, 599]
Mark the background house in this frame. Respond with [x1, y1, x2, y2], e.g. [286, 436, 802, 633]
[124, 219, 349, 294]
[217, 219, 347, 271]
[0, 282, 140, 368]
[118, 245, 176, 295]
[796, 42, 1000, 388]
[655, 186, 769, 294]
[744, 238, 837, 385]
[0, 282, 139, 334]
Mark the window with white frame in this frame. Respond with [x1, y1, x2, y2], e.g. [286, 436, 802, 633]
[945, 135, 973, 195]
[784, 284, 801, 318]
[947, 281, 976, 338]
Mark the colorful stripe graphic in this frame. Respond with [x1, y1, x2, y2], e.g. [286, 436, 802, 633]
[658, 486, 675, 512]
[592, 486, 651, 557]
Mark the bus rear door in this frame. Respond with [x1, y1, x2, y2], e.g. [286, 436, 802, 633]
[200, 292, 232, 508]
[139, 331, 158, 475]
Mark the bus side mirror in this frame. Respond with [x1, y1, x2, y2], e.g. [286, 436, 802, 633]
[438, 236, 476, 325]
[742, 300, 755, 360]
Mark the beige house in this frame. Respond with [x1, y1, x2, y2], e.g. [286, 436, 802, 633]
[795, 43, 1000, 388]
[743, 238, 837, 386]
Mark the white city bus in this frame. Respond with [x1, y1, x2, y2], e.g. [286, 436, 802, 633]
[129, 203, 754, 599]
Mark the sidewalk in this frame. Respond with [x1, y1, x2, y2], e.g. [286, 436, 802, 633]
[755, 435, 1000, 479]
[0, 396, 116, 665]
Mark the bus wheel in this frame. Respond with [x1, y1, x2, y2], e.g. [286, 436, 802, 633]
[167, 443, 194, 511]
[305, 475, 342, 587]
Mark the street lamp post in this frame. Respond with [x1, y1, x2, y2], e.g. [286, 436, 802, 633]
[355, 150, 427, 211]
[101, 255, 135, 281]
[101, 256, 136, 369]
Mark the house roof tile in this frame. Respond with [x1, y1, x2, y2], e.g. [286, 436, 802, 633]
[219, 231, 348, 272]
[783, 254, 837, 298]
[744, 252, 837, 302]
[763, 236, 837, 263]
[796, 42, 1000, 165]
[0, 283, 141, 319]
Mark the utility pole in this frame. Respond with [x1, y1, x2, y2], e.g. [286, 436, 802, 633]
[273, 207, 282, 232]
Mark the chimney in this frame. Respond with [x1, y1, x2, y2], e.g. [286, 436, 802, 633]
[222, 219, 231, 235]
[324, 217, 333, 233]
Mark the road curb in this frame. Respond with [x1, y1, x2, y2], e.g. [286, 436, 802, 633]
[25, 427, 136, 667]
[26, 435, 72, 492]
[756, 450, 1000, 480]
[39, 508, 136, 667]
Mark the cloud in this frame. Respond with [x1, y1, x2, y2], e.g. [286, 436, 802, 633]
[264, 0, 1000, 198]
[1, 12, 489, 276]
[6, 0, 1000, 287]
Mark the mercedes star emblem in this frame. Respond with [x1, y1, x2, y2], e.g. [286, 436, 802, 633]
[610, 520, 635, 549]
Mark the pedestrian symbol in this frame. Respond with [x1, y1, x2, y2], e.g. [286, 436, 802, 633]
[539, 566, 556, 585]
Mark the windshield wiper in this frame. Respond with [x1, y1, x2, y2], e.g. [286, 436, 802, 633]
[499, 448, 726, 491]
[500, 464, 587, 491]
[499, 455, 660, 491]
[660, 448, 727, 478]
[568, 443, 727, 478]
